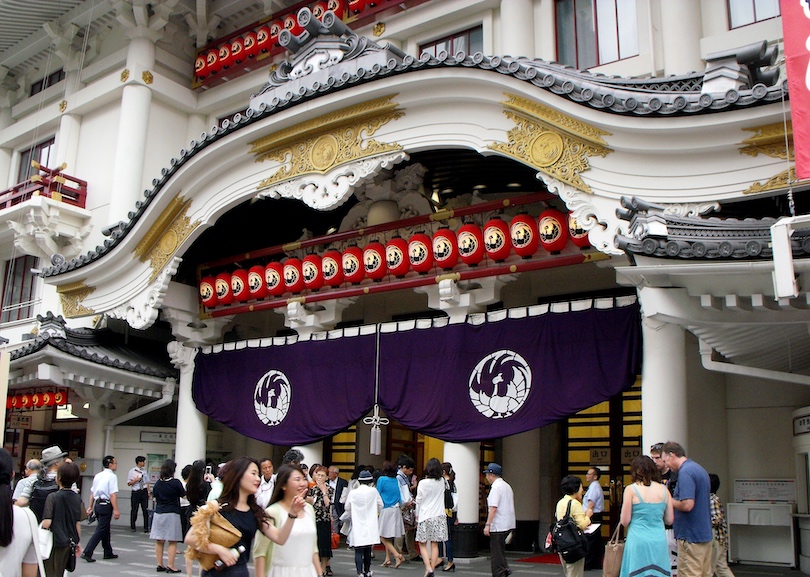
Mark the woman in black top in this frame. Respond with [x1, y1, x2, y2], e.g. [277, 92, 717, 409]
[42, 462, 83, 577]
[151, 459, 186, 573]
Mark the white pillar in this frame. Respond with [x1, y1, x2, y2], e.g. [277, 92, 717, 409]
[0, 93, 13, 186]
[54, 70, 82, 169]
[169, 342, 208, 469]
[503, 430, 540, 520]
[246, 438, 273, 461]
[660, 0, 703, 76]
[641, 318, 688, 452]
[443, 442, 479, 525]
[500, 0, 534, 57]
[294, 442, 324, 469]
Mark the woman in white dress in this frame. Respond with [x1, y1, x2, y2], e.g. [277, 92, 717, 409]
[414, 459, 448, 577]
[345, 470, 383, 577]
[0, 448, 40, 577]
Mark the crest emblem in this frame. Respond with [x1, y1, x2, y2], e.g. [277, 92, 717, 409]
[254, 370, 292, 426]
[469, 350, 532, 419]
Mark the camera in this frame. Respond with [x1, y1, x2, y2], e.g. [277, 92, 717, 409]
[205, 465, 213, 475]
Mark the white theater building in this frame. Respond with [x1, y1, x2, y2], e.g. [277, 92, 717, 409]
[2, 0, 810, 566]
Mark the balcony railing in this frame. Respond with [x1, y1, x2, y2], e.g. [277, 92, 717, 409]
[0, 162, 88, 210]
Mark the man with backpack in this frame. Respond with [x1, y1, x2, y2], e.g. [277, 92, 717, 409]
[15, 445, 65, 522]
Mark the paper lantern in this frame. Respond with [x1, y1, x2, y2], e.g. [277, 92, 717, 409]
[269, 20, 284, 47]
[41, 392, 54, 407]
[386, 236, 410, 277]
[510, 213, 539, 258]
[349, 0, 366, 14]
[539, 208, 570, 254]
[312, 1, 329, 19]
[343, 246, 365, 284]
[458, 222, 484, 266]
[195, 54, 208, 81]
[568, 213, 591, 249]
[248, 265, 269, 299]
[243, 31, 259, 58]
[205, 48, 220, 74]
[302, 254, 324, 290]
[322, 249, 344, 286]
[364, 241, 387, 281]
[256, 26, 273, 52]
[218, 43, 232, 69]
[231, 37, 245, 65]
[484, 217, 511, 262]
[33, 393, 46, 408]
[265, 262, 285, 296]
[200, 275, 218, 307]
[326, 0, 344, 18]
[432, 227, 459, 270]
[409, 232, 434, 274]
[215, 272, 234, 305]
[20, 394, 31, 408]
[54, 390, 67, 406]
[283, 258, 305, 293]
[284, 13, 303, 37]
[231, 269, 250, 302]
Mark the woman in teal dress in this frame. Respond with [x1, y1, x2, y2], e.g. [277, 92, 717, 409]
[619, 456, 674, 577]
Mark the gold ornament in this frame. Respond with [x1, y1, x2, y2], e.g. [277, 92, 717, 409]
[142, 71, 154, 85]
[134, 196, 200, 282]
[59, 100, 67, 112]
[121, 69, 130, 82]
[373, 22, 385, 36]
[57, 281, 96, 318]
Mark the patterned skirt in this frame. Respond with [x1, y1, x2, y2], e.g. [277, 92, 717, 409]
[415, 515, 448, 543]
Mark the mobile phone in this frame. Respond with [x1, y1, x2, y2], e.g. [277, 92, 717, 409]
[205, 465, 212, 475]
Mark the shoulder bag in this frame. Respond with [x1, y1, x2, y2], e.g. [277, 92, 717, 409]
[549, 500, 589, 563]
[603, 523, 624, 577]
[22, 506, 48, 577]
[185, 502, 242, 570]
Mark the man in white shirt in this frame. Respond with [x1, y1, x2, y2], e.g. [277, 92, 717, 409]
[127, 455, 150, 533]
[582, 466, 605, 569]
[82, 455, 120, 562]
[483, 463, 515, 577]
[256, 458, 276, 509]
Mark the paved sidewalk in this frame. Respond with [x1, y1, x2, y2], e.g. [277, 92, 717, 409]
[72, 525, 807, 577]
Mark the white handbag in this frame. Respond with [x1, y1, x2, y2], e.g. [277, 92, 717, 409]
[22, 506, 49, 576]
[38, 521, 54, 559]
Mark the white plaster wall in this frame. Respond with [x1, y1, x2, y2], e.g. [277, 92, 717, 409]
[142, 99, 190, 196]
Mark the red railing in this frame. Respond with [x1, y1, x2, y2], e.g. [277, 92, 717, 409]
[0, 163, 88, 210]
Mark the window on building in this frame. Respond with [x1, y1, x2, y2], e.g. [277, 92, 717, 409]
[420, 26, 484, 58]
[728, 0, 780, 29]
[556, 0, 639, 70]
[17, 138, 55, 183]
[30, 69, 65, 97]
[1, 255, 39, 324]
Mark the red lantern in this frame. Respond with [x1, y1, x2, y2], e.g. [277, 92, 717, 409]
[432, 227, 458, 270]
[484, 217, 511, 262]
[510, 213, 539, 258]
[231, 37, 245, 65]
[41, 392, 53, 407]
[54, 390, 67, 406]
[343, 246, 365, 284]
[231, 269, 250, 302]
[568, 213, 591, 249]
[322, 249, 344, 286]
[539, 208, 570, 254]
[243, 31, 259, 58]
[364, 241, 387, 281]
[284, 13, 303, 37]
[326, 0, 344, 18]
[20, 394, 31, 408]
[312, 1, 329, 19]
[386, 236, 410, 277]
[256, 26, 273, 52]
[215, 272, 234, 305]
[6, 396, 11, 409]
[195, 53, 208, 81]
[265, 262, 285, 296]
[200, 275, 218, 307]
[33, 393, 46, 408]
[283, 258, 305, 293]
[349, 0, 366, 14]
[302, 254, 324, 290]
[248, 265, 269, 299]
[206, 48, 221, 75]
[457, 222, 484, 266]
[218, 43, 232, 69]
[269, 20, 284, 46]
[409, 232, 434, 273]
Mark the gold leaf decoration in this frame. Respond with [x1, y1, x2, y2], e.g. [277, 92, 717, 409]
[489, 95, 612, 193]
[133, 196, 200, 282]
[121, 69, 130, 82]
[57, 281, 95, 318]
[743, 168, 804, 195]
[250, 95, 404, 190]
[59, 100, 67, 112]
[142, 71, 154, 85]
[740, 121, 793, 160]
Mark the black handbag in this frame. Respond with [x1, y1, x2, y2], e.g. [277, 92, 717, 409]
[549, 500, 589, 563]
[66, 540, 77, 572]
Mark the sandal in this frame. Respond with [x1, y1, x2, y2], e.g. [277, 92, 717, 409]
[381, 560, 391, 567]
[394, 555, 405, 569]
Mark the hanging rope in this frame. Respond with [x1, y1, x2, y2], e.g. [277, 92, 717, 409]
[779, 78, 796, 217]
[363, 324, 389, 454]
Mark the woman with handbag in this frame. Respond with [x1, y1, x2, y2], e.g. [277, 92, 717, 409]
[376, 460, 405, 568]
[151, 459, 186, 573]
[41, 461, 83, 577]
[619, 456, 673, 577]
[439, 462, 457, 572]
[185, 458, 305, 577]
[554, 475, 591, 577]
[414, 458, 448, 577]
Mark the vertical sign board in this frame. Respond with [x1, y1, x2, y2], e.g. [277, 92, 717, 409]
[781, 0, 810, 179]
[0, 350, 8, 447]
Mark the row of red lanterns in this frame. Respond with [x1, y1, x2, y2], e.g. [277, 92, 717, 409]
[7, 390, 68, 410]
[200, 210, 590, 308]
[195, 1, 346, 81]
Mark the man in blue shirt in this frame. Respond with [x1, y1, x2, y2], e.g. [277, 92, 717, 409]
[663, 442, 712, 577]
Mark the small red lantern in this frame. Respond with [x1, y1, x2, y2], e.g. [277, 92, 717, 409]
[218, 43, 232, 69]
[409, 232, 434, 273]
[343, 246, 365, 284]
[539, 208, 570, 254]
[283, 258, 305, 293]
[457, 222, 484, 266]
[510, 213, 539, 258]
[484, 217, 511, 262]
[568, 213, 591, 249]
[349, 0, 366, 14]
[248, 265, 269, 299]
[231, 269, 250, 302]
[386, 236, 410, 277]
[200, 275, 218, 307]
[243, 31, 259, 58]
[215, 272, 234, 305]
[364, 241, 387, 281]
[322, 249, 344, 286]
[256, 26, 273, 52]
[195, 54, 208, 81]
[312, 1, 329, 19]
[33, 393, 46, 408]
[433, 227, 458, 270]
[20, 394, 31, 408]
[265, 262, 285, 296]
[54, 390, 67, 406]
[302, 254, 324, 290]
[206, 48, 221, 75]
[326, 0, 344, 18]
[41, 392, 53, 407]
[231, 36, 245, 65]
[269, 20, 284, 46]
[284, 13, 303, 37]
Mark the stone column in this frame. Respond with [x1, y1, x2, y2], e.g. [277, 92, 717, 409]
[294, 442, 323, 469]
[0, 88, 14, 188]
[500, 0, 534, 57]
[641, 318, 687, 451]
[54, 70, 83, 170]
[504, 430, 540, 551]
[660, 0, 702, 76]
[443, 442, 479, 558]
[83, 414, 107, 504]
[169, 341, 208, 469]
